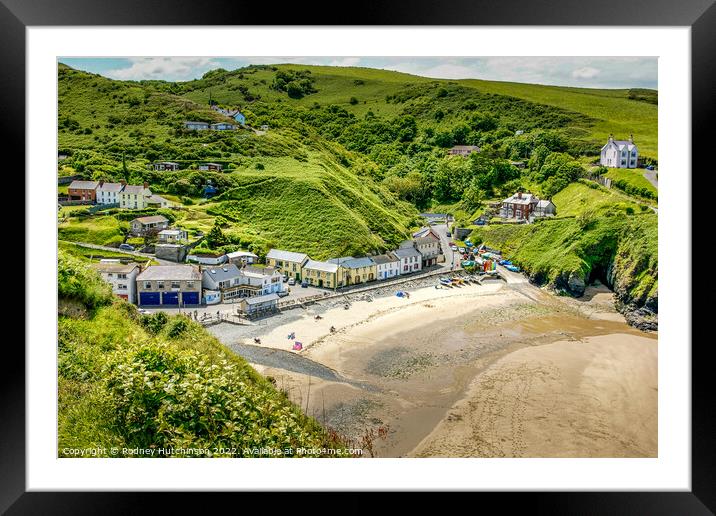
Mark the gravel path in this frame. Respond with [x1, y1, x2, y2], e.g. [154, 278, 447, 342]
[228, 343, 376, 390]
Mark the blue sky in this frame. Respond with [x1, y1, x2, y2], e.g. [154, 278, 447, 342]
[59, 57, 657, 89]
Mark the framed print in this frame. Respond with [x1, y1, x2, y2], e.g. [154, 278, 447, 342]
[3, 0, 712, 512]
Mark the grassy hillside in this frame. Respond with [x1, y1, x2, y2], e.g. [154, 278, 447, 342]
[58, 65, 419, 258]
[604, 168, 658, 200]
[459, 78, 658, 158]
[472, 213, 658, 329]
[58, 250, 345, 456]
[179, 64, 657, 159]
[551, 181, 648, 217]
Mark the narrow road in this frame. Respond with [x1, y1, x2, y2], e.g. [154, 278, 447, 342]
[643, 170, 658, 190]
[69, 241, 175, 265]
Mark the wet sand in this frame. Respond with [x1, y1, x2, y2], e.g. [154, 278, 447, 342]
[410, 333, 657, 458]
[212, 279, 657, 458]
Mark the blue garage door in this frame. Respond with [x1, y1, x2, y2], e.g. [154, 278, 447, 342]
[139, 292, 161, 306]
[162, 291, 179, 305]
[182, 292, 199, 306]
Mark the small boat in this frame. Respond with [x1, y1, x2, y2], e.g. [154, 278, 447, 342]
[505, 264, 521, 272]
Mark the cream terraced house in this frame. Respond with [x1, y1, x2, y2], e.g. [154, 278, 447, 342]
[96, 180, 125, 205]
[266, 249, 309, 281]
[302, 259, 341, 289]
[119, 182, 153, 209]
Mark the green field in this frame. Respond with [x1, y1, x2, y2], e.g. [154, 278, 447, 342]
[604, 167, 658, 199]
[551, 181, 647, 217]
[58, 215, 126, 246]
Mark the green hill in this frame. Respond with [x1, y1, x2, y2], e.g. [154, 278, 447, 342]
[58, 250, 345, 456]
[58, 64, 419, 258]
[178, 63, 657, 159]
[472, 213, 658, 330]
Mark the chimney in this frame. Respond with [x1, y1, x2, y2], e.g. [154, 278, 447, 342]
[120, 179, 127, 186]
[517, 192, 522, 199]
[629, 134, 634, 143]
[98, 180, 104, 187]
[143, 181, 149, 189]
[608, 134, 614, 142]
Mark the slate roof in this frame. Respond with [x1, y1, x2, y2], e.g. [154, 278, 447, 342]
[303, 259, 339, 273]
[341, 257, 375, 269]
[97, 182, 125, 193]
[502, 193, 537, 206]
[266, 249, 309, 263]
[137, 265, 201, 281]
[203, 263, 242, 283]
[243, 293, 279, 305]
[132, 215, 168, 225]
[122, 184, 150, 195]
[68, 180, 99, 190]
[392, 247, 421, 259]
[93, 262, 139, 274]
[371, 253, 400, 265]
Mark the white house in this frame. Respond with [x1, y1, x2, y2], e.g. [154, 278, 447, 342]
[93, 261, 140, 304]
[202, 264, 285, 301]
[119, 183, 153, 209]
[225, 250, 258, 266]
[158, 228, 188, 244]
[96, 181, 125, 205]
[392, 245, 423, 275]
[373, 253, 401, 280]
[241, 266, 285, 296]
[600, 135, 638, 168]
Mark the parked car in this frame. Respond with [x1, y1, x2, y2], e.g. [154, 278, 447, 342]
[137, 308, 150, 315]
[451, 245, 458, 252]
[475, 219, 486, 226]
[646, 165, 654, 170]
[277, 291, 289, 297]
[446, 232, 452, 237]
[301, 280, 308, 288]
[119, 243, 135, 251]
[458, 247, 466, 254]
[288, 277, 296, 285]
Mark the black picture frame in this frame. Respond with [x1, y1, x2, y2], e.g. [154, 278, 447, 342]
[3, 0, 711, 512]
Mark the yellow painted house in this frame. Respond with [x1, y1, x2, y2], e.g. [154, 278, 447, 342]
[302, 259, 342, 289]
[265, 249, 309, 280]
[332, 257, 377, 285]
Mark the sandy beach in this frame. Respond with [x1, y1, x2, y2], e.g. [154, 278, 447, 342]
[208, 277, 657, 458]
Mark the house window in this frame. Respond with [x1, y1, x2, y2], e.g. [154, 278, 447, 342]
[171, 281, 181, 289]
[118, 273, 127, 279]
[117, 284, 127, 290]
[158, 281, 165, 289]
[144, 281, 152, 289]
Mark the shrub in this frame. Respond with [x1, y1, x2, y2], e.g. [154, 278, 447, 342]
[349, 97, 359, 105]
[166, 317, 190, 338]
[140, 311, 168, 334]
[58, 250, 113, 309]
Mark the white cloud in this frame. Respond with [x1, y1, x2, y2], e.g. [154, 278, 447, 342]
[106, 57, 222, 81]
[328, 57, 362, 67]
[572, 66, 601, 79]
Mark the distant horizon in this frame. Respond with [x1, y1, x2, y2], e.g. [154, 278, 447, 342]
[58, 57, 658, 90]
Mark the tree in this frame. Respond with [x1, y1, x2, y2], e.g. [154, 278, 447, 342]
[206, 222, 228, 249]
[462, 180, 484, 211]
